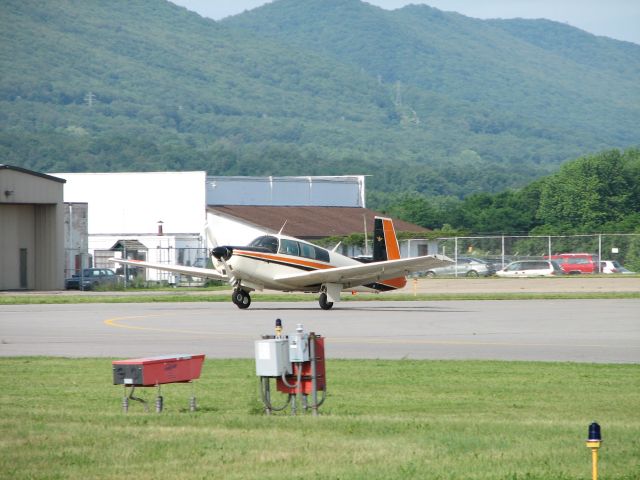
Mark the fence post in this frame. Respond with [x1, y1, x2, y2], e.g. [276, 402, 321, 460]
[598, 234, 602, 273]
[123, 247, 127, 289]
[454, 237, 459, 278]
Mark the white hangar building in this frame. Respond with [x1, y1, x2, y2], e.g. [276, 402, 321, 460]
[54, 172, 431, 282]
[53, 171, 208, 282]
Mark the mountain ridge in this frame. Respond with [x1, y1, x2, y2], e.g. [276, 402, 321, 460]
[0, 0, 638, 199]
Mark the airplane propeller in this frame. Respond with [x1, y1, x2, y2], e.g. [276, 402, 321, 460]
[204, 222, 234, 284]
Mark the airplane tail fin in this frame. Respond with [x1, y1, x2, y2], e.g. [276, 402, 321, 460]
[372, 217, 407, 289]
[373, 217, 401, 261]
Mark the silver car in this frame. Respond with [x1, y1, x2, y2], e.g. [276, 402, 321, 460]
[422, 257, 495, 278]
[496, 260, 564, 277]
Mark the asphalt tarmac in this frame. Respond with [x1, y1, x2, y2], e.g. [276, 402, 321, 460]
[1, 299, 638, 363]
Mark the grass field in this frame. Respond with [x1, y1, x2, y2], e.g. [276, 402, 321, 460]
[1, 358, 638, 479]
[1, 290, 639, 305]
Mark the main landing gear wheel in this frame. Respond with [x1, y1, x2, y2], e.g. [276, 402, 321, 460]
[319, 292, 334, 310]
[232, 289, 251, 309]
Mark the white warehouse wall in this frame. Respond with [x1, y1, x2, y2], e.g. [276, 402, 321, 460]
[206, 210, 266, 246]
[52, 171, 207, 235]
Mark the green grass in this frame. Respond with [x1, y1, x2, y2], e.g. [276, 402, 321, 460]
[1, 358, 638, 479]
[1, 291, 639, 305]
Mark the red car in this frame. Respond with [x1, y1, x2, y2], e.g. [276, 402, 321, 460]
[546, 254, 598, 274]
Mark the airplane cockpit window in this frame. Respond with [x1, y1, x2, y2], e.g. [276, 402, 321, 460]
[249, 236, 279, 254]
[279, 239, 300, 256]
[314, 246, 330, 263]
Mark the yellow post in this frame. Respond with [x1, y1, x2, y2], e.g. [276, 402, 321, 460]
[586, 441, 600, 480]
[413, 276, 418, 297]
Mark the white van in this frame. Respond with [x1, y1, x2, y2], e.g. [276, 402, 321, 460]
[496, 260, 564, 277]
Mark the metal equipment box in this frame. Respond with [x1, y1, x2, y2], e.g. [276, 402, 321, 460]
[277, 336, 326, 395]
[255, 338, 291, 377]
[288, 331, 310, 362]
[112, 354, 205, 386]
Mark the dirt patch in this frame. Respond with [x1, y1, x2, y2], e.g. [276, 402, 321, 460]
[397, 276, 640, 294]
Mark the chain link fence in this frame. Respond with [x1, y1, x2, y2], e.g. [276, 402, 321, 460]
[430, 233, 640, 272]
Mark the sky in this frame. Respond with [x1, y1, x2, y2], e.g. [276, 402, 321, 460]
[170, 0, 640, 45]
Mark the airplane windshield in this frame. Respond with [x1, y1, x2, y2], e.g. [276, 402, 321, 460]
[248, 235, 279, 254]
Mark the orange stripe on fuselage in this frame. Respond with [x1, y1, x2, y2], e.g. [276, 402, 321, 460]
[233, 250, 335, 271]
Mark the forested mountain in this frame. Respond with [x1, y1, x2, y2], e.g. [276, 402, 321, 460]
[1, 0, 639, 199]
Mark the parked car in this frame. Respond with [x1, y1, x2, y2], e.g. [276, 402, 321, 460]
[546, 253, 598, 274]
[422, 257, 495, 278]
[496, 260, 564, 278]
[65, 268, 122, 290]
[600, 260, 635, 274]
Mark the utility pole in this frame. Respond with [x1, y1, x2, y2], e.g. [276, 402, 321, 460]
[84, 91, 96, 107]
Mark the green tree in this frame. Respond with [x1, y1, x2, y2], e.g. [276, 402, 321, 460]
[535, 149, 639, 233]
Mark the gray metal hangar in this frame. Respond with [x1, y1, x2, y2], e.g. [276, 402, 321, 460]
[0, 165, 66, 290]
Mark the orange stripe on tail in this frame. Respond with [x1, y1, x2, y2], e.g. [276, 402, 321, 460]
[374, 217, 407, 289]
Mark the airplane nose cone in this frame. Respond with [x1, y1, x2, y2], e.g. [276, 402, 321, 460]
[212, 246, 233, 261]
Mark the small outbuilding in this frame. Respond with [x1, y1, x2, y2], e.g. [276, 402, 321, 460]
[0, 165, 66, 290]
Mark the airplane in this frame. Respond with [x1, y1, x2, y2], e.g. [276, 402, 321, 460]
[110, 216, 450, 310]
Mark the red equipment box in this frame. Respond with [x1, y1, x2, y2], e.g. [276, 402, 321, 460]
[277, 337, 325, 395]
[112, 354, 205, 386]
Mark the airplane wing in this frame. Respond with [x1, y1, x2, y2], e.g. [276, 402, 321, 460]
[274, 255, 451, 289]
[109, 258, 228, 282]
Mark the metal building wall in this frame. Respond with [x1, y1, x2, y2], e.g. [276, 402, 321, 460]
[206, 176, 366, 207]
[0, 167, 65, 290]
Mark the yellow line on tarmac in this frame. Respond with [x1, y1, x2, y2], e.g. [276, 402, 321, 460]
[103, 314, 250, 339]
[103, 316, 632, 349]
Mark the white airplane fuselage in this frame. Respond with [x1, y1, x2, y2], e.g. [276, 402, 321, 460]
[223, 241, 374, 293]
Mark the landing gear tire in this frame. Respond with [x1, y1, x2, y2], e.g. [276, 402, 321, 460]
[232, 289, 251, 309]
[319, 292, 334, 310]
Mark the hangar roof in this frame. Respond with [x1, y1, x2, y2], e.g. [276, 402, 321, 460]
[209, 206, 427, 239]
[1, 164, 66, 183]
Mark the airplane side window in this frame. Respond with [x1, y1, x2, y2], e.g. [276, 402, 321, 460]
[299, 243, 316, 260]
[279, 239, 299, 256]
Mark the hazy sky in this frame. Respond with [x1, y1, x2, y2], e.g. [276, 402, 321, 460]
[170, 0, 640, 45]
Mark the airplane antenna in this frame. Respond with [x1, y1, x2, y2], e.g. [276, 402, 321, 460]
[278, 220, 288, 235]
